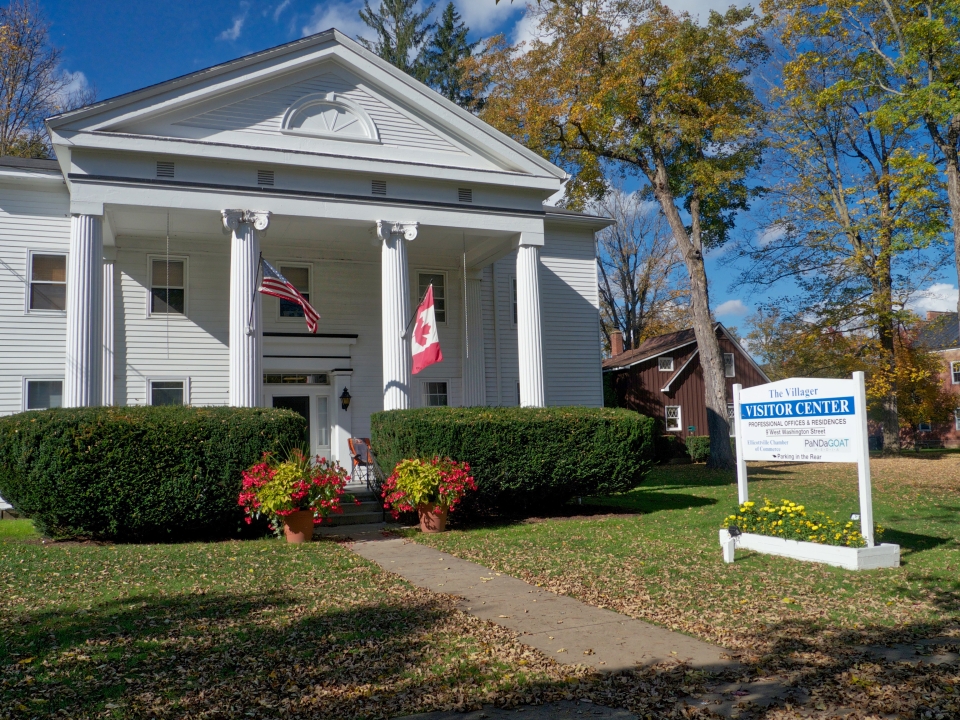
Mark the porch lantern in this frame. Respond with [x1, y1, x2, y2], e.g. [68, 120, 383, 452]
[340, 387, 352, 411]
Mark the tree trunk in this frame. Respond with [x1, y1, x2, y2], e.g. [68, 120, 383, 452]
[947, 150, 960, 341]
[650, 161, 735, 470]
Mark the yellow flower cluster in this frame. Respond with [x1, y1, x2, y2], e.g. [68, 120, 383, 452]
[723, 498, 878, 548]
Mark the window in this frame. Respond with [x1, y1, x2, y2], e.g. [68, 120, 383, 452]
[29, 254, 66, 311]
[952, 361, 960, 385]
[918, 421, 932, 433]
[423, 381, 448, 407]
[25, 380, 62, 410]
[512, 278, 518, 325]
[955, 409, 960, 432]
[263, 373, 329, 385]
[658, 356, 674, 372]
[278, 265, 310, 318]
[150, 257, 185, 315]
[665, 405, 681, 432]
[418, 272, 446, 323]
[724, 353, 736, 378]
[728, 403, 736, 436]
[149, 380, 185, 406]
[317, 396, 330, 448]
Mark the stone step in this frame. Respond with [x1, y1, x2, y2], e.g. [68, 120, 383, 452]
[341, 500, 383, 514]
[322, 510, 386, 526]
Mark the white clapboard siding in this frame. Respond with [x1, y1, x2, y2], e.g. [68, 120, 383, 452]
[484, 252, 520, 406]
[116, 240, 230, 406]
[176, 71, 463, 155]
[540, 229, 602, 407]
[480, 264, 501, 405]
[0, 184, 70, 415]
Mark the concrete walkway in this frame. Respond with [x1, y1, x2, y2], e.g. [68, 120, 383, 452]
[349, 533, 733, 673]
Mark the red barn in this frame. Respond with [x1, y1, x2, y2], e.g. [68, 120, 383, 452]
[602, 324, 769, 440]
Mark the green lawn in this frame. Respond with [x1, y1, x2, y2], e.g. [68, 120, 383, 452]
[412, 455, 960, 717]
[0, 524, 586, 719]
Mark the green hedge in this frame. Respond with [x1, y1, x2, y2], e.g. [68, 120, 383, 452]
[685, 436, 711, 463]
[370, 406, 658, 511]
[0, 406, 306, 541]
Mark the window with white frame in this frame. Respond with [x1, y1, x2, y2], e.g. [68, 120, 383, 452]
[724, 353, 736, 378]
[149, 257, 186, 315]
[25, 379, 62, 410]
[417, 272, 446, 322]
[918, 421, 932, 433]
[658, 356, 674, 372]
[665, 405, 681, 431]
[512, 278, 518, 325]
[955, 408, 960, 432]
[149, 379, 187, 406]
[277, 264, 310, 318]
[29, 253, 66, 311]
[423, 381, 448, 407]
[952, 361, 960, 385]
[727, 403, 736, 436]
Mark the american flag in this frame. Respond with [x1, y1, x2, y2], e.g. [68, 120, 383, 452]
[258, 258, 320, 333]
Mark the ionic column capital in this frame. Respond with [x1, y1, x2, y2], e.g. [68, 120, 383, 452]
[221, 209, 271, 234]
[376, 220, 418, 243]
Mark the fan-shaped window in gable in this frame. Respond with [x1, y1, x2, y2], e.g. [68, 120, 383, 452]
[280, 92, 380, 144]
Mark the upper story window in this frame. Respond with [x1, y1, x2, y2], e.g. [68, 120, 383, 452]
[278, 265, 310, 318]
[150, 257, 186, 315]
[29, 254, 66, 311]
[418, 272, 446, 323]
[658, 356, 674, 372]
[952, 361, 960, 385]
[724, 353, 736, 378]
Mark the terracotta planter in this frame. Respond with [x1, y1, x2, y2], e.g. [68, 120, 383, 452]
[418, 503, 448, 533]
[282, 510, 315, 543]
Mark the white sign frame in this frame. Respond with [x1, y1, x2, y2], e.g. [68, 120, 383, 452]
[732, 371, 875, 547]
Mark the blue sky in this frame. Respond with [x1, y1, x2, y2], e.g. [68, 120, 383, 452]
[40, 0, 960, 325]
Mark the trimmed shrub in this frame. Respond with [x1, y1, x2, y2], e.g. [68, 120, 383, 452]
[685, 435, 711, 463]
[0, 406, 306, 541]
[370, 406, 658, 511]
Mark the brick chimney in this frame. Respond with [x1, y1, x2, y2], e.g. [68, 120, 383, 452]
[610, 330, 624, 357]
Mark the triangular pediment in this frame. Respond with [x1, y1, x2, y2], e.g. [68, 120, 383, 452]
[48, 31, 564, 180]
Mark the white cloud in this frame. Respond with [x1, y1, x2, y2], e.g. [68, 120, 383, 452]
[273, 0, 291, 22]
[453, 0, 522, 34]
[715, 299, 749, 317]
[302, 1, 370, 43]
[907, 283, 959, 315]
[60, 69, 90, 97]
[218, 4, 249, 42]
[757, 224, 787, 247]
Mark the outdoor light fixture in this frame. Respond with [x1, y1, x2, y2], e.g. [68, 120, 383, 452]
[850, 513, 860, 521]
[340, 387, 351, 411]
[728, 525, 742, 538]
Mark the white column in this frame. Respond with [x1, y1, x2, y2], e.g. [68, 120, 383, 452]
[224, 209, 270, 408]
[101, 253, 115, 406]
[379, 220, 418, 411]
[462, 270, 486, 406]
[516, 236, 545, 407]
[64, 214, 103, 407]
[331, 370, 353, 468]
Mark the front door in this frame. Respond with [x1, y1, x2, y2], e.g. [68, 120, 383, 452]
[269, 393, 331, 460]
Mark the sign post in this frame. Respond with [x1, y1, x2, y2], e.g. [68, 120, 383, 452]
[853, 371, 875, 547]
[732, 383, 748, 504]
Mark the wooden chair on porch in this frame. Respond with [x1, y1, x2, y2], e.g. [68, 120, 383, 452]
[348, 438, 385, 493]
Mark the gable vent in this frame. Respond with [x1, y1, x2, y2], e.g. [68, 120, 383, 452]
[371, 179, 387, 196]
[257, 169, 275, 186]
[156, 161, 175, 178]
[458, 188, 473, 203]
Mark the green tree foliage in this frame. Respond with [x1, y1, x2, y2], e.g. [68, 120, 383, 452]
[739, 11, 948, 452]
[464, 0, 768, 468]
[358, 0, 436, 79]
[764, 0, 960, 344]
[421, 2, 482, 109]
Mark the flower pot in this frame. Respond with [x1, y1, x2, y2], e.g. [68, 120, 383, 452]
[282, 510, 315, 543]
[418, 503, 448, 533]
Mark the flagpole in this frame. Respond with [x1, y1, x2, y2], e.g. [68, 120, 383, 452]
[403, 283, 432, 339]
[246, 253, 263, 336]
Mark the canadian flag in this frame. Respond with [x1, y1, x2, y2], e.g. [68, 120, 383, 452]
[411, 284, 443, 374]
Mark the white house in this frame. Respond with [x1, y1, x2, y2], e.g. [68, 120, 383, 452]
[0, 29, 609, 469]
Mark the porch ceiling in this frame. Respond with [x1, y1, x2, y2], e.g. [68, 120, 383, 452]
[105, 206, 519, 268]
